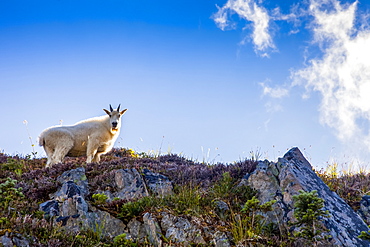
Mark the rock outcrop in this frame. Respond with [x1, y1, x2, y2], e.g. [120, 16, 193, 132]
[359, 195, 370, 225]
[160, 212, 206, 245]
[0, 232, 30, 247]
[36, 148, 370, 246]
[143, 168, 173, 197]
[41, 167, 127, 238]
[245, 147, 370, 247]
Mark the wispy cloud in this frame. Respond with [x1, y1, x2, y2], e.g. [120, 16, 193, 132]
[214, 0, 370, 158]
[213, 0, 275, 56]
[292, 0, 370, 150]
[259, 81, 289, 113]
[260, 82, 289, 98]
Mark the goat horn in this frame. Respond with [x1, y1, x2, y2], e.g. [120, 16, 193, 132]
[117, 104, 121, 112]
[110, 105, 113, 112]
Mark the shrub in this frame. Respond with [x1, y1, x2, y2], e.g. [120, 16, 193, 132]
[92, 193, 109, 205]
[211, 172, 234, 199]
[210, 172, 257, 213]
[0, 158, 25, 176]
[0, 178, 24, 216]
[113, 233, 138, 246]
[358, 229, 370, 240]
[230, 196, 276, 244]
[118, 196, 158, 223]
[166, 184, 209, 215]
[291, 190, 330, 242]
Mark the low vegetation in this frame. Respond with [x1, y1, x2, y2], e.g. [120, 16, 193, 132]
[291, 190, 330, 243]
[0, 148, 369, 246]
[316, 164, 370, 210]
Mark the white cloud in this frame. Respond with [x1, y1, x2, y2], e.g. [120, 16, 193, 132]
[259, 81, 289, 112]
[213, 0, 370, 164]
[213, 0, 275, 56]
[292, 0, 370, 150]
[264, 101, 284, 113]
[260, 82, 289, 98]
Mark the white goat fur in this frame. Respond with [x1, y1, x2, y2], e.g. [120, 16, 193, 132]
[39, 105, 127, 167]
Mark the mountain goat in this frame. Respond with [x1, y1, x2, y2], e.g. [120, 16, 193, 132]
[39, 105, 127, 167]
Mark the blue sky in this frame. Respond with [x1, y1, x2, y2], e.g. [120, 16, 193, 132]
[1, 0, 370, 170]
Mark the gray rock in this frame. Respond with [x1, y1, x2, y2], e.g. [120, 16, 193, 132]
[54, 181, 84, 201]
[1, 234, 14, 247]
[40, 168, 126, 238]
[114, 168, 149, 200]
[127, 218, 147, 240]
[57, 167, 89, 196]
[39, 200, 59, 218]
[41, 180, 88, 224]
[213, 231, 231, 247]
[0, 232, 30, 247]
[143, 168, 173, 196]
[143, 212, 162, 247]
[60, 195, 88, 217]
[246, 147, 370, 247]
[84, 209, 127, 238]
[12, 234, 30, 247]
[54, 207, 127, 237]
[51, 178, 89, 219]
[214, 200, 230, 216]
[160, 212, 206, 245]
[359, 195, 370, 225]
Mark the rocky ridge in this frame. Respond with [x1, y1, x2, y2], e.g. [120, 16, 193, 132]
[245, 147, 370, 246]
[1, 147, 370, 246]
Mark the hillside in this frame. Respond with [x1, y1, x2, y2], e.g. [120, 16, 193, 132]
[1, 147, 370, 246]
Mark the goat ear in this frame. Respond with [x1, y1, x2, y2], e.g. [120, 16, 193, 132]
[120, 109, 127, 115]
[103, 109, 111, 116]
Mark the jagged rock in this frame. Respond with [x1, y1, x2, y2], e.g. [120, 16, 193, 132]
[359, 195, 370, 225]
[202, 226, 230, 246]
[60, 194, 88, 217]
[53, 178, 85, 203]
[126, 215, 168, 246]
[52, 178, 89, 218]
[212, 231, 231, 247]
[39, 200, 59, 218]
[114, 168, 149, 200]
[246, 147, 370, 247]
[214, 200, 230, 217]
[160, 212, 206, 245]
[54, 195, 126, 237]
[92, 169, 150, 202]
[242, 159, 288, 226]
[12, 235, 30, 247]
[1, 234, 14, 247]
[83, 209, 127, 238]
[143, 212, 162, 247]
[143, 168, 173, 196]
[56, 167, 89, 196]
[53, 207, 127, 238]
[0, 232, 30, 247]
[127, 218, 147, 240]
[40, 168, 126, 238]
